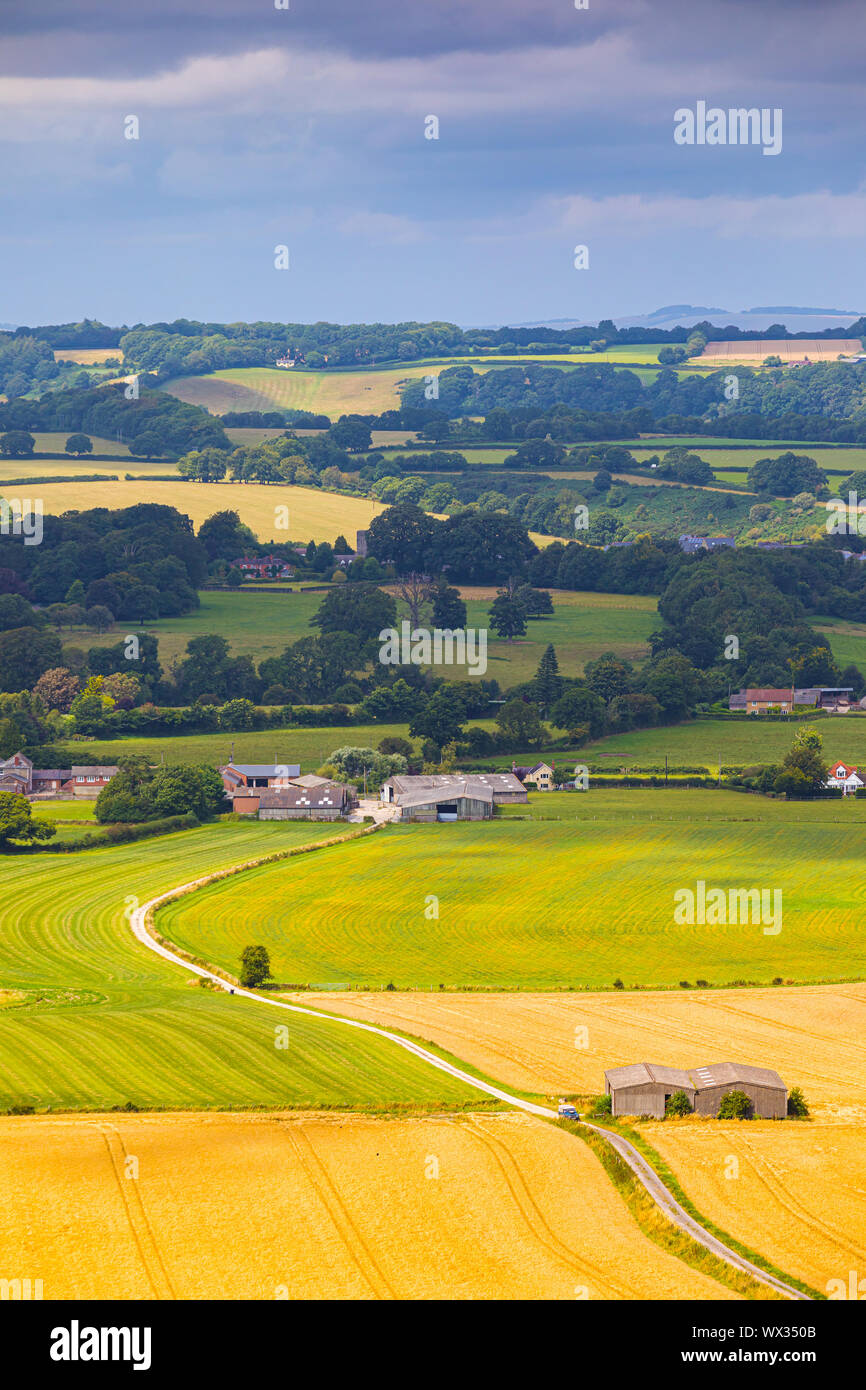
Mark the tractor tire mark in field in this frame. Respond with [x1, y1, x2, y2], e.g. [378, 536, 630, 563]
[284, 1124, 396, 1300]
[690, 995, 866, 1061]
[736, 1138, 866, 1266]
[130, 887, 809, 1300]
[99, 1125, 176, 1300]
[453, 1117, 636, 1300]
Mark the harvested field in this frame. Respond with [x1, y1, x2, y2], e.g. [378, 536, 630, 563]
[299, 982, 866, 1112]
[51, 348, 120, 364]
[164, 365, 440, 419]
[700, 338, 862, 364]
[643, 1118, 866, 1294]
[0, 1111, 737, 1300]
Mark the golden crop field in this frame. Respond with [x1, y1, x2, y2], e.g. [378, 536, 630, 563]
[164, 365, 441, 418]
[22, 476, 560, 547]
[643, 1119, 866, 1294]
[0, 1111, 735, 1300]
[21, 478, 386, 543]
[299, 982, 866, 1110]
[51, 348, 121, 364]
[700, 338, 862, 365]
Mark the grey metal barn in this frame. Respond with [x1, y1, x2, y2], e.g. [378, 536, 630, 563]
[381, 772, 527, 821]
[604, 1060, 787, 1119]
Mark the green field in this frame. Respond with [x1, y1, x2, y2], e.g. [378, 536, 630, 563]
[629, 446, 866, 479]
[580, 715, 865, 770]
[48, 708, 861, 781]
[71, 589, 326, 668]
[31, 801, 97, 821]
[46, 722, 446, 771]
[156, 790, 866, 990]
[810, 615, 866, 674]
[0, 821, 479, 1112]
[72, 586, 658, 681]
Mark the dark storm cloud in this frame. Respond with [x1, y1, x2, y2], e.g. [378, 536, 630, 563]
[3, 0, 862, 77]
[1, 0, 864, 324]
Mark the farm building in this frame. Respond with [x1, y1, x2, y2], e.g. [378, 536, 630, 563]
[382, 772, 527, 821]
[513, 761, 555, 790]
[233, 555, 294, 579]
[825, 761, 864, 793]
[678, 535, 735, 554]
[604, 1060, 787, 1119]
[220, 761, 301, 796]
[233, 781, 356, 820]
[0, 752, 117, 799]
[728, 686, 854, 713]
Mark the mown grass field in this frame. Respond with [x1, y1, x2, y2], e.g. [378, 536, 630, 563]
[51, 710, 860, 779]
[0, 1111, 732, 1300]
[0, 821, 479, 1112]
[304, 978, 866, 1109]
[644, 1118, 866, 1294]
[68, 588, 326, 668]
[31, 800, 97, 821]
[580, 715, 866, 771]
[72, 585, 657, 680]
[809, 615, 866, 675]
[157, 790, 866, 991]
[44, 722, 454, 772]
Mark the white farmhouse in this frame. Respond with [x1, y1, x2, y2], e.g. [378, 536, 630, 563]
[825, 761, 865, 795]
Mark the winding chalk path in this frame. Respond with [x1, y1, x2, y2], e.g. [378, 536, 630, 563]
[130, 875, 809, 1302]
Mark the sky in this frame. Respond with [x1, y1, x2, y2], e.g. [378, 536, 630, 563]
[2, 0, 865, 327]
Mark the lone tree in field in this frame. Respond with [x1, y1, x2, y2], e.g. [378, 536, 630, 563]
[431, 578, 466, 630]
[394, 572, 434, 629]
[0, 430, 35, 458]
[665, 1090, 692, 1118]
[774, 725, 828, 796]
[488, 592, 526, 642]
[718, 1089, 753, 1120]
[240, 945, 272, 988]
[65, 433, 93, 456]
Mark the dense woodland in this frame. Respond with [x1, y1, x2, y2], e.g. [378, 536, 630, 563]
[0, 492, 864, 775]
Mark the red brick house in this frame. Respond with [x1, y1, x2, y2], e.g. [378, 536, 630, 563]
[233, 555, 295, 580]
[0, 752, 117, 799]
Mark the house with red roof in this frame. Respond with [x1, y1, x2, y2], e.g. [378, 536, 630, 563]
[825, 761, 864, 795]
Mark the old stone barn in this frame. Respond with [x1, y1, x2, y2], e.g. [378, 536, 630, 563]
[604, 1061, 787, 1119]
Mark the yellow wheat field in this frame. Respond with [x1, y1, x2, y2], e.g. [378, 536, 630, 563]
[300, 983, 866, 1115]
[25, 479, 386, 544]
[642, 1119, 866, 1294]
[26, 479, 561, 547]
[0, 1111, 736, 1301]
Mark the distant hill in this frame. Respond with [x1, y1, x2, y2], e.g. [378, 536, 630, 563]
[494, 305, 865, 334]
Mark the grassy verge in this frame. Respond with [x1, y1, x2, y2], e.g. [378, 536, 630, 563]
[564, 1121, 786, 1300]
[576, 1118, 822, 1300]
